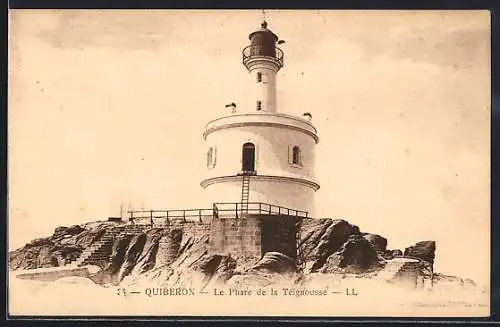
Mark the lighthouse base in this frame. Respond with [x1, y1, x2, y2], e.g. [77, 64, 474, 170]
[209, 214, 298, 260]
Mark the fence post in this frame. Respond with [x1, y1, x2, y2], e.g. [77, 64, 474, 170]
[150, 210, 153, 227]
[278, 207, 281, 215]
[287, 208, 289, 216]
[269, 204, 271, 215]
[213, 204, 219, 219]
[199, 209, 202, 223]
[235, 203, 238, 219]
[130, 212, 135, 225]
[183, 210, 186, 222]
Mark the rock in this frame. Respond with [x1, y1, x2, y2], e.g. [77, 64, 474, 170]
[432, 273, 465, 290]
[131, 229, 163, 276]
[379, 248, 403, 261]
[105, 234, 133, 275]
[11, 218, 475, 295]
[404, 241, 436, 264]
[362, 234, 387, 252]
[64, 225, 85, 235]
[54, 226, 69, 235]
[464, 278, 477, 289]
[26, 237, 52, 248]
[117, 233, 147, 282]
[320, 235, 380, 273]
[250, 252, 296, 274]
[53, 225, 84, 237]
[378, 250, 393, 261]
[300, 219, 361, 271]
[392, 249, 403, 257]
[194, 254, 237, 284]
[37, 247, 59, 268]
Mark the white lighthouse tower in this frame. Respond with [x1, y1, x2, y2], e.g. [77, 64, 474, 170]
[201, 21, 320, 217]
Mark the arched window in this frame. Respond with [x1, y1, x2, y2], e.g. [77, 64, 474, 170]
[242, 142, 256, 172]
[292, 146, 301, 165]
[257, 72, 262, 83]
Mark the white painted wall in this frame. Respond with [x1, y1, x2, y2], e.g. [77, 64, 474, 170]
[203, 124, 318, 182]
[247, 66, 277, 113]
[202, 178, 316, 217]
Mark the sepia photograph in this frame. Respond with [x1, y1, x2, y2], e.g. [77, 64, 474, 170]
[8, 9, 491, 317]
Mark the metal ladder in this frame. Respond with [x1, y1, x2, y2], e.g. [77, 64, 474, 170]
[295, 217, 305, 270]
[240, 175, 250, 217]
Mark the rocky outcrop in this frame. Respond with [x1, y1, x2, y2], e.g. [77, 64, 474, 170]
[362, 233, 387, 252]
[320, 235, 380, 273]
[10, 218, 471, 293]
[404, 241, 436, 264]
[300, 219, 361, 272]
[432, 273, 478, 291]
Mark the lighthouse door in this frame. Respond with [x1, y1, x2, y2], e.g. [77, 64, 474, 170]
[242, 143, 256, 173]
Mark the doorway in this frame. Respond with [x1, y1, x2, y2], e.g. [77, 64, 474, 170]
[242, 142, 255, 172]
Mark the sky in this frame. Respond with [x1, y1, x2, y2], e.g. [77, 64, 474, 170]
[8, 10, 490, 285]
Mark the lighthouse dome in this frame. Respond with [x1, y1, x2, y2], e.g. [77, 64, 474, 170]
[248, 21, 279, 42]
[247, 21, 279, 57]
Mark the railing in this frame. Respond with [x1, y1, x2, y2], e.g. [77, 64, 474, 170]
[242, 45, 284, 68]
[127, 202, 309, 226]
[127, 208, 215, 226]
[213, 202, 308, 219]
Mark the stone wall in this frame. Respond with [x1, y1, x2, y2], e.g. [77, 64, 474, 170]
[209, 216, 262, 259]
[209, 214, 299, 260]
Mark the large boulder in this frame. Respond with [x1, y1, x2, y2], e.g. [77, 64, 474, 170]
[362, 233, 387, 252]
[404, 241, 436, 264]
[300, 219, 361, 271]
[250, 252, 296, 274]
[320, 235, 380, 273]
[194, 254, 237, 284]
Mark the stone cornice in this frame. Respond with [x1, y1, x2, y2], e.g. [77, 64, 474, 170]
[200, 174, 320, 191]
[205, 112, 318, 133]
[203, 120, 319, 144]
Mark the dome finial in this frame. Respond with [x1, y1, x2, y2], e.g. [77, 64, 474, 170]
[261, 20, 268, 29]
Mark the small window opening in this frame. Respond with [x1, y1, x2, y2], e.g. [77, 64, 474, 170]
[292, 146, 301, 165]
[206, 147, 213, 168]
[257, 72, 262, 83]
[256, 101, 262, 111]
[207, 147, 216, 168]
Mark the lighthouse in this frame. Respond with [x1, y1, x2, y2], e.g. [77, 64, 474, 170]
[201, 21, 320, 217]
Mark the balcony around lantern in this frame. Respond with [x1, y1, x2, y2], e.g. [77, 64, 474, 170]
[242, 45, 284, 68]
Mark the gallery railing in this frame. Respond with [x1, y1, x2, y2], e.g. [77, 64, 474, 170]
[127, 202, 309, 226]
[242, 45, 284, 68]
